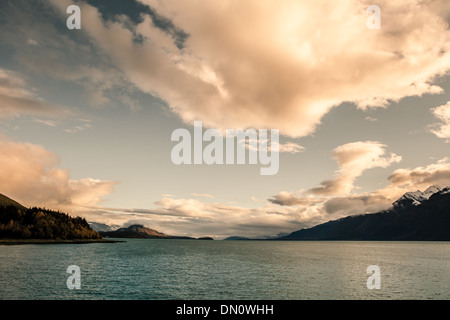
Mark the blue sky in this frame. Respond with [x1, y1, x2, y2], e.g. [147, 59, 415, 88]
[0, 0, 449, 238]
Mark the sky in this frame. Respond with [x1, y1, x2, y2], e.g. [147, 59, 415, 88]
[0, 0, 450, 239]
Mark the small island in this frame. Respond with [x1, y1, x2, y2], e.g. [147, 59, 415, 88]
[99, 224, 214, 240]
[0, 193, 119, 244]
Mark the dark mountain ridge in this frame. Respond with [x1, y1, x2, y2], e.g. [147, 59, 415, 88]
[278, 186, 450, 241]
[0, 193, 27, 211]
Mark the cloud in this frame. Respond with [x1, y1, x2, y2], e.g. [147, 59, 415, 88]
[387, 157, 450, 189]
[84, 156, 450, 238]
[340, 157, 450, 213]
[64, 122, 92, 134]
[33, 119, 57, 127]
[243, 138, 304, 154]
[3, 0, 447, 238]
[45, 0, 450, 138]
[269, 141, 405, 220]
[0, 136, 116, 210]
[69, 178, 117, 208]
[0, 0, 144, 111]
[277, 142, 305, 154]
[365, 116, 378, 122]
[430, 101, 450, 140]
[0, 68, 67, 119]
[309, 141, 401, 195]
[191, 193, 215, 199]
[269, 189, 393, 218]
[270, 156, 450, 222]
[160, 193, 175, 198]
[323, 193, 391, 216]
[227, 157, 450, 236]
[269, 191, 321, 206]
[85, 195, 323, 239]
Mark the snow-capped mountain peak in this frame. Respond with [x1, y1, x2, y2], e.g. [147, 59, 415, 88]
[440, 186, 450, 195]
[393, 185, 442, 208]
[423, 185, 442, 196]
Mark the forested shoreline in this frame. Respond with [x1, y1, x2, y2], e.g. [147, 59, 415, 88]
[0, 205, 101, 240]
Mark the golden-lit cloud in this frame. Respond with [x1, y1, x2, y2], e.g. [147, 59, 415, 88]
[48, 0, 450, 137]
[82, 157, 450, 238]
[5, 0, 447, 239]
[322, 193, 390, 216]
[430, 101, 450, 140]
[85, 196, 321, 239]
[270, 157, 450, 220]
[269, 191, 321, 206]
[309, 141, 401, 195]
[89, 141, 405, 238]
[0, 136, 116, 210]
[387, 157, 450, 189]
[269, 141, 403, 219]
[333, 157, 450, 214]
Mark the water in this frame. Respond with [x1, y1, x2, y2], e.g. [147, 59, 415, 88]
[0, 239, 449, 300]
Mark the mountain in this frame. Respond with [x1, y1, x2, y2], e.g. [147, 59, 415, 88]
[0, 193, 26, 211]
[99, 224, 213, 240]
[224, 232, 289, 240]
[89, 221, 121, 232]
[278, 186, 450, 241]
[0, 193, 102, 240]
[100, 224, 169, 238]
[262, 232, 290, 240]
[223, 236, 252, 240]
[392, 185, 442, 211]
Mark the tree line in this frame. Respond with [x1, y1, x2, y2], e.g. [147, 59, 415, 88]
[0, 205, 101, 240]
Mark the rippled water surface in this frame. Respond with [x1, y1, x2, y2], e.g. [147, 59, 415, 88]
[1, 239, 449, 299]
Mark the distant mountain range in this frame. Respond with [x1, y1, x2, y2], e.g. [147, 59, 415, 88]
[0, 192, 212, 242]
[224, 232, 289, 241]
[278, 186, 450, 241]
[99, 224, 213, 240]
[2, 185, 449, 242]
[392, 185, 443, 210]
[89, 222, 121, 232]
